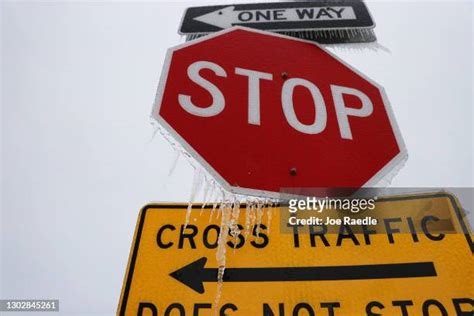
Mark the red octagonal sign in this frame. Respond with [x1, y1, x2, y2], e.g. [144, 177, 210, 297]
[153, 27, 407, 198]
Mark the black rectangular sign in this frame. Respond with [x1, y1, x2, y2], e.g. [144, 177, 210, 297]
[179, 1, 375, 35]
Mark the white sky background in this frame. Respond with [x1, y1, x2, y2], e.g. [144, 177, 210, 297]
[1, 0, 473, 314]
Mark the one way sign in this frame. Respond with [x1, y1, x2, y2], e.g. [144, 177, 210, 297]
[191, 5, 356, 30]
[179, 1, 374, 36]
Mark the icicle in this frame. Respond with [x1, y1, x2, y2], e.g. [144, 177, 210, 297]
[185, 169, 204, 228]
[168, 151, 180, 177]
[215, 202, 232, 311]
[214, 190, 226, 220]
[266, 201, 274, 235]
[200, 176, 212, 215]
[215, 207, 222, 220]
[210, 187, 225, 223]
[244, 199, 252, 239]
[230, 200, 241, 249]
[210, 201, 218, 223]
[250, 200, 257, 231]
[149, 120, 161, 144]
[255, 200, 264, 237]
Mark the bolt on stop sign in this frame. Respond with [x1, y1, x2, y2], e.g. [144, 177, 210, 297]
[153, 27, 407, 198]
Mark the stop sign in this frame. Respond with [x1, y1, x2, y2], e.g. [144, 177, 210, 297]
[153, 27, 407, 198]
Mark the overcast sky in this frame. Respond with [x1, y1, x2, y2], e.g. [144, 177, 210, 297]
[1, 1, 473, 314]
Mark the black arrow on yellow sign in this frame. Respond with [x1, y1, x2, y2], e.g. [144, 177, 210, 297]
[170, 257, 437, 294]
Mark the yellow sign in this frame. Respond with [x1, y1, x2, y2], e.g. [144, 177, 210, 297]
[118, 193, 473, 316]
